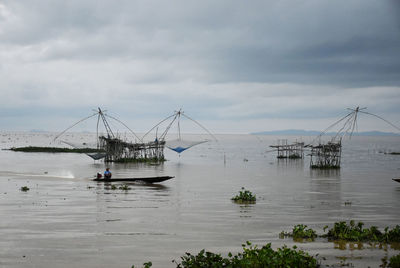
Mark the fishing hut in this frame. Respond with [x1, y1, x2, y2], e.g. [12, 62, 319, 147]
[309, 139, 342, 169]
[270, 139, 304, 159]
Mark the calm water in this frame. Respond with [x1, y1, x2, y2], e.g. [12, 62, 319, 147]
[0, 132, 399, 267]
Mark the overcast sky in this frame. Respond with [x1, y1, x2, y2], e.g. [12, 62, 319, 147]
[1, 0, 399, 134]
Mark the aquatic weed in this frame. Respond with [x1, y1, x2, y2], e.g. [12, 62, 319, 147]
[389, 253, 400, 268]
[383, 225, 400, 243]
[323, 221, 400, 243]
[173, 241, 318, 268]
[131, 262, 152, 268]
[282, 221, 400, 243]
[324, 221, 379, 241]
[20, 186, 30, 192]
[344, 201, 352, 206]
[231, 187, 256, 203]
[280, 224, 317, 241]
[119, 185, 131, 191]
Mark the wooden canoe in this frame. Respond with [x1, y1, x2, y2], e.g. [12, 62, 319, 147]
[93, 176, 174, 183]
[393, 178, 400, 183]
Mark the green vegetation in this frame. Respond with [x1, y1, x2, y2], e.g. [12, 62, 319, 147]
[119, 185, 131, 191]
[389, 253, 400, 268]
[131, 262, 152, 268]
[324, 221, 400, 242]
[20, 186, 30, 192]
[231, 187, 256, 203]
[281, 221, 400, 243]
[112, 157, 165, 163]
[383, 225, 400, 243]
[111, 185, 117, 190]
[9, 146, 104, 154]
[280, 224, 317, 241]
[172, 241, 318, 268]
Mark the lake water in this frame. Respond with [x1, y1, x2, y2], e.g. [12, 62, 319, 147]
[0, 132, 399, 267]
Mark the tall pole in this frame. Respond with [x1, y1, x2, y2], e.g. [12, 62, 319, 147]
[98, 107, 115, 138]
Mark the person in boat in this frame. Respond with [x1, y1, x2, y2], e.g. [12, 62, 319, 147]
[104, 168, 112, 179]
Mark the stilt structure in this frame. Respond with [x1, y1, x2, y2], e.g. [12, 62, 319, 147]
[270, 139, 304, 159]
[307, 106, 400, 169]
[99, 136, 165, 162]
[54, 108, 165, 162]
[309, 139, 342, 169]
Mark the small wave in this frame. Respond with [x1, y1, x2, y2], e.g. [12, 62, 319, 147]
[3, 171, 75, 179]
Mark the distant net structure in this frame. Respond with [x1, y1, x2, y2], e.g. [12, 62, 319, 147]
[142, 108, 217, 155]
[54, 108, 165, 163]
[270, 139, 304, 159]
[307, 106, 400, 169]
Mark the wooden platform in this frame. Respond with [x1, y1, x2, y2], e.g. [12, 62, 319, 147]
[93, 176, 174, 184]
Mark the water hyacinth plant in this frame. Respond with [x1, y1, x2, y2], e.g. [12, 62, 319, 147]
[280, 224, 317, 241]
[119, 185, 131, 191]
[281, 221, 400, 243]
[173, 241, 318, 268]
[231, 187, 256, 203]
[389, 253, 400, 268]
[20, 186, 30, 192]
[323, 221, 400, 243]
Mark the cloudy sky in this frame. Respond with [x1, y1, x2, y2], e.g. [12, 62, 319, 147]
[1, 0, 399, 134]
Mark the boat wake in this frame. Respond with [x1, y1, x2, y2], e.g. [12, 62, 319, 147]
[2, 171, 75, 179]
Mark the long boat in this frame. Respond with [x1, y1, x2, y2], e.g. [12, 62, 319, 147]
[93, 176, 174, 183]
[393, 178, 400, 183]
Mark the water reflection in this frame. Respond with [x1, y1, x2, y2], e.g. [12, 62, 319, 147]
[310, 168, 341, 178]
[234, 203, 255, 218]
[334, 241, 365, 250]
[308, 168, 342, 214]
[333, 241, 400, 251]
[276, 158, 304, 170]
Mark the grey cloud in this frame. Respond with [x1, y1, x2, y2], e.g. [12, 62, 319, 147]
[0, 0, 399, 132]
[2, 0, 398, 87]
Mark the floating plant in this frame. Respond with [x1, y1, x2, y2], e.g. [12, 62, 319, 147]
[389, 253, 400, 268]
[20, 186, 30, 192]
[172, 241, 318, 268]
[231, 187, 256, 203]
[281, 221, 400, 243]
[280, 224, 317, 241]
[119, 185, 131, 191]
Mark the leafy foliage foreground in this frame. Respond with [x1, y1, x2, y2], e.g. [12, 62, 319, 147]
[173, 241, 318, 268]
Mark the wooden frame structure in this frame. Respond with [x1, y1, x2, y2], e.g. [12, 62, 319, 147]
[54, 108, 166, 162]
[99, 136, 165, 162]
[309, 139, 342, 169]
[270, 139, 304, 159]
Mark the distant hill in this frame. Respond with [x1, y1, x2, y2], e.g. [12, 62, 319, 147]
[251, 129, 400, 136]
